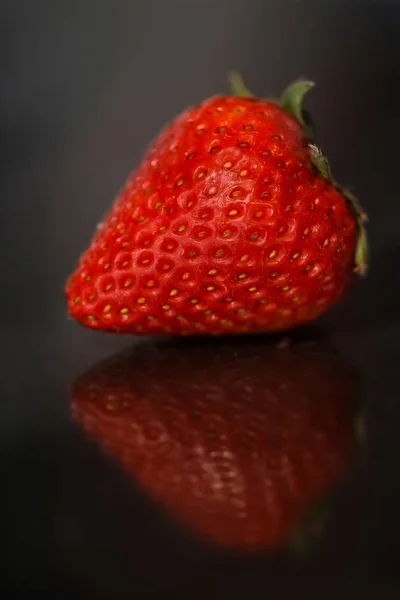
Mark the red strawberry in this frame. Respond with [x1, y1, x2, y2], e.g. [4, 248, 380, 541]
[66, 77, 367, 335]
[71, 336, 358, 550]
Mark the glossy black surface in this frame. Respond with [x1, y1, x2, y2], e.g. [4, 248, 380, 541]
[2, 1, 400, 597]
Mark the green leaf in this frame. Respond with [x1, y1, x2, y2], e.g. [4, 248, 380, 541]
[279, 79, 315, 137]
[354, 222, 368, 276]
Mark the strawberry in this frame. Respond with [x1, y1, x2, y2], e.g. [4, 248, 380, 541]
[71, 336, 358, 550]
[66, 76, 367, 335]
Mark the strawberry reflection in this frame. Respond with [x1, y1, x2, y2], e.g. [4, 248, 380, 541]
[71, 334, 359, 552]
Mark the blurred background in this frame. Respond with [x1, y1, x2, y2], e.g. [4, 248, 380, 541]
[1, 0, 400, 597]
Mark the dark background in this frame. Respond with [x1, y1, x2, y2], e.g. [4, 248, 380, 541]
[1, 0, 400, 597]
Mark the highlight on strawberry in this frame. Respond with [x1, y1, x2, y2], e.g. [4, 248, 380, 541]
[66, 75, 368, 335]
[71, 334, 361, 552]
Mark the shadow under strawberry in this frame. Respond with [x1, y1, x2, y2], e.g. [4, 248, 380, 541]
[71, 331, 361, 555]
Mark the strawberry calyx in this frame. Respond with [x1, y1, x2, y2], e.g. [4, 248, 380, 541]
[229, 73, 315, 138]
[287, 402, 366, 560]
[228, 73, 369, 276]
[286, 490, 332, 559]
[228, 71, 253, 99]
[308, 144, 368, 276]
[278, 79, 316, 140]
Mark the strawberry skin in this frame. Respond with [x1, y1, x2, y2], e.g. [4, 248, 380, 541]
[66, 79, 366, 335]
[71, 337, 357, 550]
